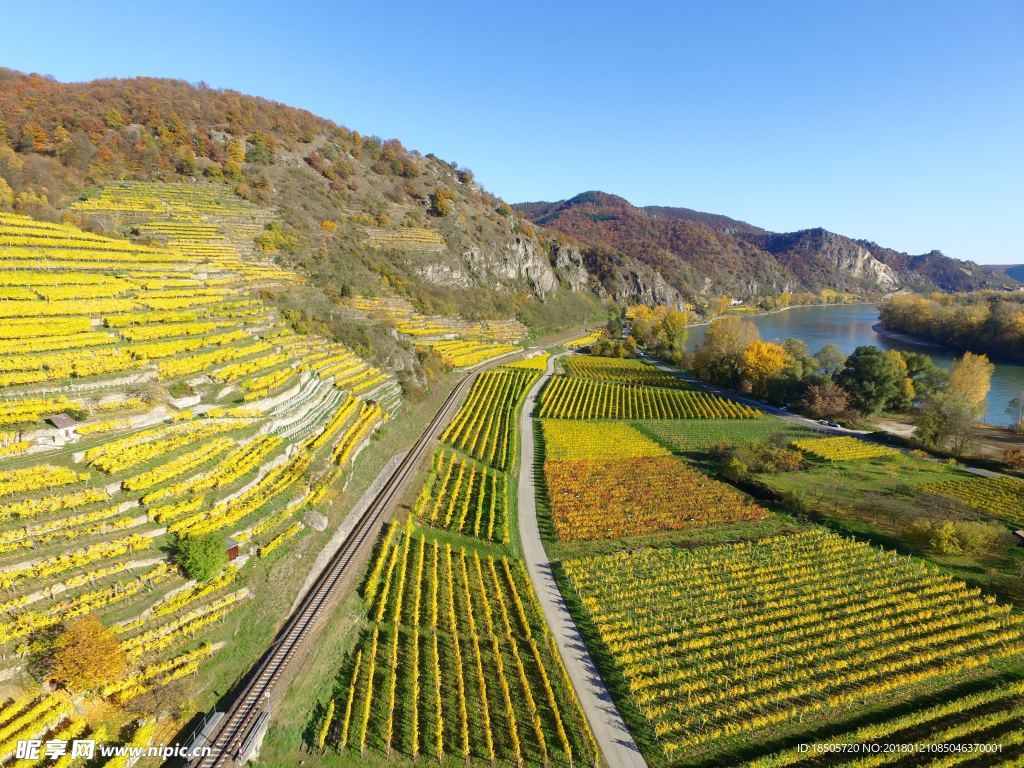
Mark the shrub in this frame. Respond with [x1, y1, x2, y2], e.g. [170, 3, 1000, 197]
[721, 456, 749, 483]
[175, 533, 228, 582]
[1004, 447, 1024, 471]
[256, 221, 300, 254]
[430, 188, 455, 217]
[733, 441, 804, 473]
[953, 520, 1011, 553]
[781, 489, 810, 515]
[905, 518, 1010, 556]
[48, 615, 127, 691]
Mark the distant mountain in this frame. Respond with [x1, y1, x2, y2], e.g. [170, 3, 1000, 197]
[641, 205, 764, 236]
[516, 192, 1016, 299]
[986, 264, 1024, 283]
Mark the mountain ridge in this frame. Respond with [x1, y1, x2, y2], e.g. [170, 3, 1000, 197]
[515, 192, 1014, 300]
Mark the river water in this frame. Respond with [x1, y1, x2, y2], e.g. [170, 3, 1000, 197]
[685, 303, 1024, 427]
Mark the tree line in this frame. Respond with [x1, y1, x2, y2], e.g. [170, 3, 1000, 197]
[599, 308, 1003, 457]
[880, 291, 1024, 362]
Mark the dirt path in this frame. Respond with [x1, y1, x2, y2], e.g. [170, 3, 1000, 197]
[516, 353, 648, 768]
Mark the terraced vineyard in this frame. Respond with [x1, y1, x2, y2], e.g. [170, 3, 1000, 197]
[563, 529, 1024, 763]
[347, 295, 528, 368]
[363, 226, 446, 252]
[350, 294, 527, 343]
[0, 184, 399, 730]
[563, 330, 605, 349]
[506, 353, 551, 371]
[538, 376, 760, 420]
[416, 339, 519, 368]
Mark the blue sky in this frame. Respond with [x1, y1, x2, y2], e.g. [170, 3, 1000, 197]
[4, 1, 1022, 263]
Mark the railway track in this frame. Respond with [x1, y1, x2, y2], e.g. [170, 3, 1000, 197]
[189, 366, 482, 767]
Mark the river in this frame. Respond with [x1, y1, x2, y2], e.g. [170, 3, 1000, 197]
[685, 303, 1024, 427]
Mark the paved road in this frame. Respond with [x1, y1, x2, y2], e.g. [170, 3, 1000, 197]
[516, 354, 648, 768]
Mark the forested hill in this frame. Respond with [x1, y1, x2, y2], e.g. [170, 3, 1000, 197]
[517, 192, 1015, 297]
[0, 68, 603, 327]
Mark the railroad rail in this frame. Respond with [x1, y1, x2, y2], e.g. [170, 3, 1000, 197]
[189, 366, 483, 767]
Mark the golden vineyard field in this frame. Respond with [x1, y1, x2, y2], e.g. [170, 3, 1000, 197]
[0, 184, 409, 746]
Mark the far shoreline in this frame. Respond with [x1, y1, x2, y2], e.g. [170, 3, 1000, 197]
[684, 299, 876, 329]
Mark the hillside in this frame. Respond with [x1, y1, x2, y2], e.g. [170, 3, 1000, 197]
[0, 171, 568, 747]
[517, 192, 1016, 298]
[0, 199, 404, 744]
[0, 68, 602, 338]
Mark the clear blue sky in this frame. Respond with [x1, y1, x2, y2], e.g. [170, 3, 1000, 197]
[4, 1, 1022, 263]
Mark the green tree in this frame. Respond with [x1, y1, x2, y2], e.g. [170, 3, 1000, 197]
[914, 352, 993, 455]
[606, 304, 627, 339]
[690, 317, 760, 388]
[781, 338, 817, 379]
[886, 350, 915, 411]
[814, 344, 847, 376]
[1008, 391, 1024, 435]
[914, 391, 978, 456]
[175, 533, 228, 582]
[902, 351, 948, 403]
[836, 346, 906, 414]
[655, 309, 690, 365]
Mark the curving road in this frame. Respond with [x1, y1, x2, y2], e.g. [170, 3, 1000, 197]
[516, 354, 649, 768]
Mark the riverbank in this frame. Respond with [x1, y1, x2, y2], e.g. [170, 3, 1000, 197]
[871, 322, 945, 348]
[866, 412, 1024, 464]
[684, 302, 1024, 427]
